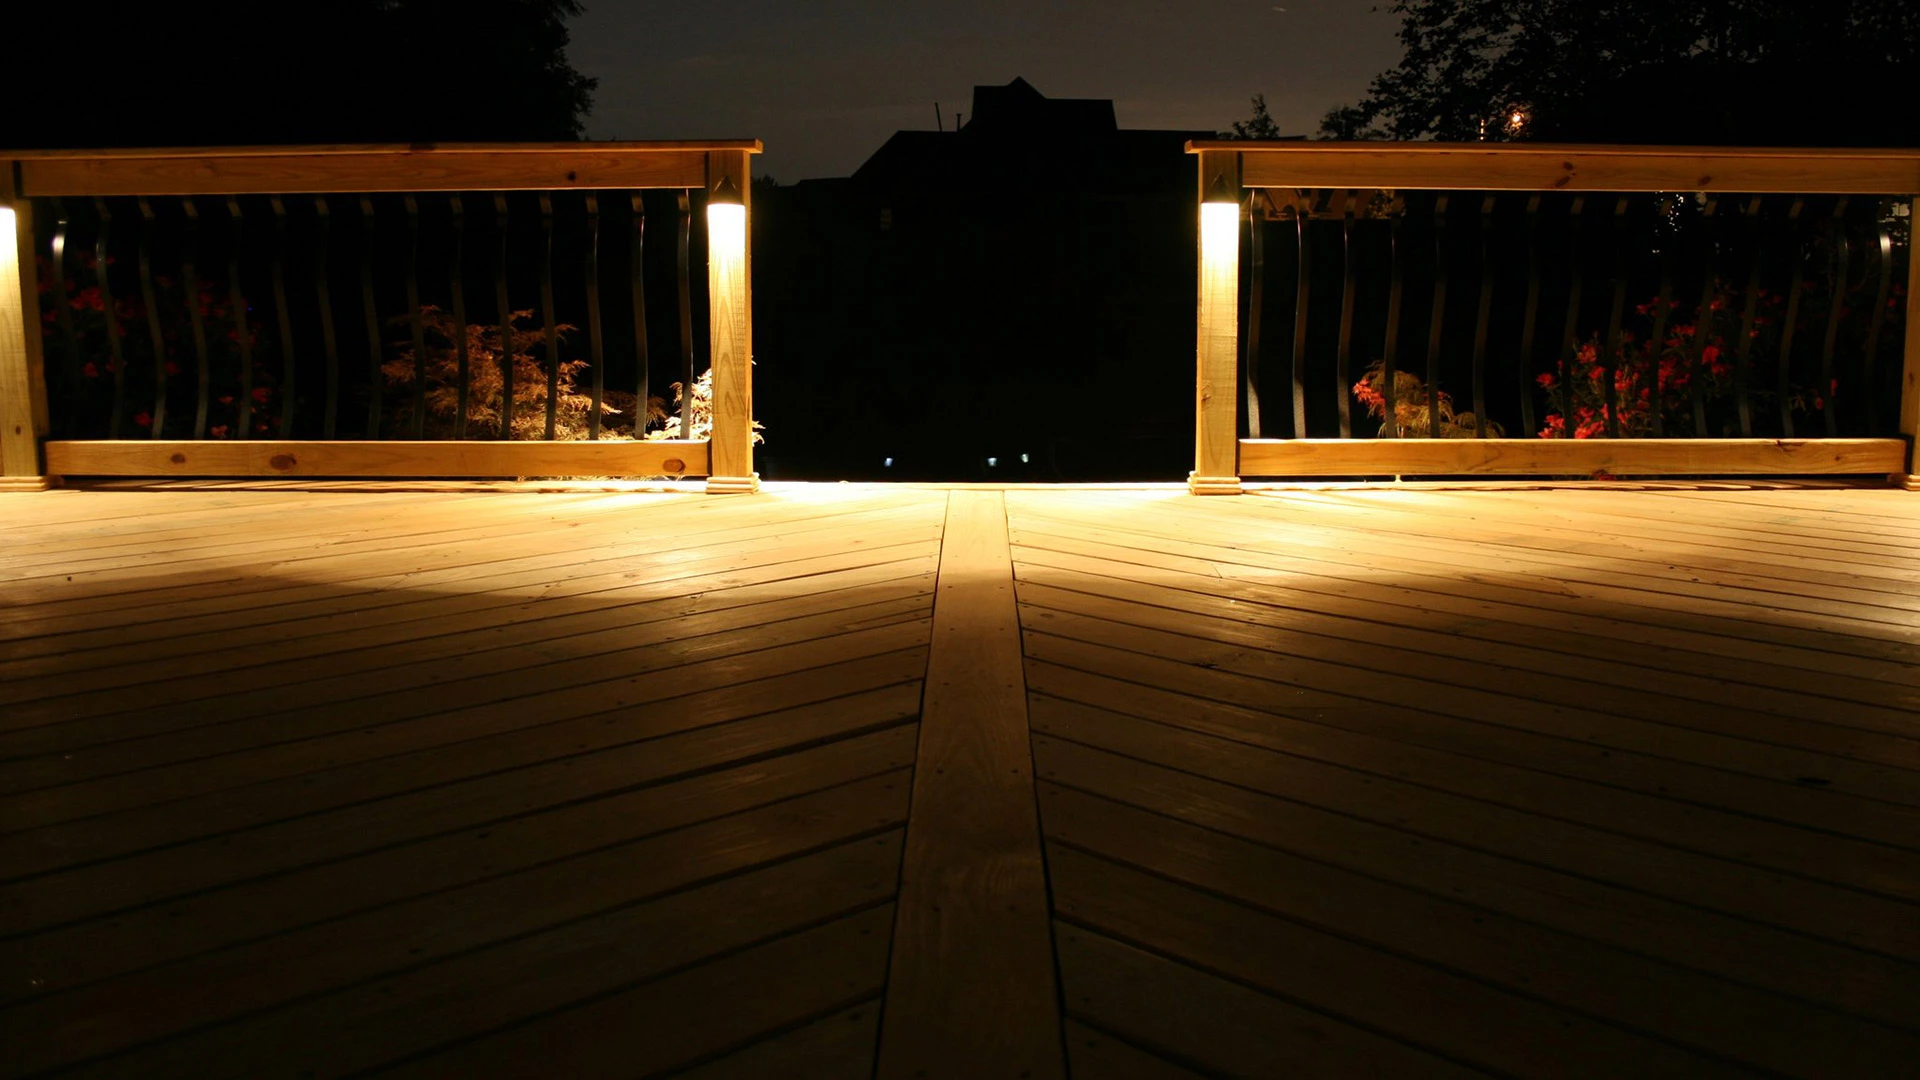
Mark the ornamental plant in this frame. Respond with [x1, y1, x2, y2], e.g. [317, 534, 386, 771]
[1353, 359, 1503, 438]
[1533, 275, 1887, 439]
[646, 367, 764, 445]
[38, 253, 280, 438]
[382, 306, 652, 440]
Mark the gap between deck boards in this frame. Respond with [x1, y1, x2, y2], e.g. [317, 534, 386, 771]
[878, 489, 1065, 1079]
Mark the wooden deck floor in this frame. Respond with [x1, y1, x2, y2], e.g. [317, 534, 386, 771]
[2, 481, 1917, 1077]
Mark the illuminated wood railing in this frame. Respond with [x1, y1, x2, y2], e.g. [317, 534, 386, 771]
[1187, 142, 1920, 493]
[0, 142, 761, 492]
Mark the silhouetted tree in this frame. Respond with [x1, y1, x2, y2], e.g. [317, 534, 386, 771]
[1318, 0, 1920, 145]
[1223, 94, 1288, 139]
[7, 0, 597, 148]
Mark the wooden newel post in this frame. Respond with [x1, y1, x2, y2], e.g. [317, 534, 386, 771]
[1899, 217, 1920, 491]
[703, 148, 758, 493]
[0, 163, 51, 490]
[1191, 148, 1242, 495]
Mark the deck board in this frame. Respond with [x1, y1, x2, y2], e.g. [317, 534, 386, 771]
[1, 481, 1916, 1077]
[1006, 487, 1920, 1079]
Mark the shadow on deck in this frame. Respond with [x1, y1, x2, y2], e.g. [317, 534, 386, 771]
[1, 482, 1915, 1077]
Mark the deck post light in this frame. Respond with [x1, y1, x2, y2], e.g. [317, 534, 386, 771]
[703, 155, 758, 493]
[0, 197, 51, 487]
[1191, 150, 1243, 494]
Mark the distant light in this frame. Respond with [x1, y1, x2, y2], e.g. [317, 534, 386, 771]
[1020, 453, 1030, 464]
[986, 456, 998, 468]
[883, 456, 894, 467]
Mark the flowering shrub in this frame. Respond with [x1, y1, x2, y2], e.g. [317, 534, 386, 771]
[1536, 271, 1906, 438]
[1353, 359, 1503, 438]
[382, 306, 653, 441]
[38, 253, 279, 438]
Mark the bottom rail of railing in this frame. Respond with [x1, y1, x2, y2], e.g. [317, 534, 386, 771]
[43, 439, 709, 479]
[1237, 437, 1906, 478]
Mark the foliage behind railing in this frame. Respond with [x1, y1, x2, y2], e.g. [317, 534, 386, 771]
[0, 143, 761, 488]
[1187, 142, 1920, 489]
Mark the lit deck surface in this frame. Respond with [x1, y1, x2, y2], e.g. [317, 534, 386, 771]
[1, 481, 1916, 1077]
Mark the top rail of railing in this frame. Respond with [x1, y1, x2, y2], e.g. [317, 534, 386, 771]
[1186, 141, 1920, 195]
[2, 141, 764, 197]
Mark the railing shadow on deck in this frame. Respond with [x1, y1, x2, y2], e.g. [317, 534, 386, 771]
[0, 488, 943, 1074]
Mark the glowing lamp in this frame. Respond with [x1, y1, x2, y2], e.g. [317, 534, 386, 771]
[706, 174, 746, 258]
[1200, 170, 1239, 251]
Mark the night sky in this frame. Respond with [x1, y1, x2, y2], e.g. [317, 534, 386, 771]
[568, 0, 1404, 181]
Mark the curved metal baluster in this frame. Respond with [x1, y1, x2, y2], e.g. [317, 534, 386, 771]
[1697, 199, 1728, 434]
[1646, 202, 1675, 438]
[1517, 195, 1541, 439]
[180, 199, 212, 440]
[1817, 198, 1849, 437]
[676, 189, 695, 434]
[1555, 197, 1587, 437]
[94, 199, 129, 437]
[1776, 197, 1808, 436]
[1601, 196, 1631, 439]
[269, 196, 298, 438]
[630, 194, 650, 433]
[404, 195, 428, 439]
[359, 196, 383, 437]
[136, 198, 168, 438]
[449, 196, 470, 440]
[226, 198, 254, 440]
[1243, 195, 1265, 439]
[584, 193, 605, 440]
[1470, 196, 1495, 439]
[314, 197, 341, 438]
[1335, 190, 1356, 439]
[495, 194, 515, 439]
[1423, 195, 1448, 437]
[1859, 209, 1894, 434]
[1380, 203, 1404, 438]
[539, 193, 559, 441]
[47, 200, 83, 436]
[1728, 198, 1760, 436]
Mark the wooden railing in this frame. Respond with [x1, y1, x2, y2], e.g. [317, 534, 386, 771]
[1187, 142, 1920, 493]
[0, 142, 760, 492]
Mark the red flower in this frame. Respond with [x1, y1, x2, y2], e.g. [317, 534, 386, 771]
[210, 424, 229, 438]
[1536, 372, 1556, 388]
[133, 412, 152, 428]
[81, 362, 99, 378]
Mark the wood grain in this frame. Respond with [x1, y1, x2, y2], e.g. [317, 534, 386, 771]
[705, 148, 757, 492]
[1238, 436, 1905, 477]
[14, 145, 760, 196]
[1190, 141, 1920, 195]
[877, 491, 1063, 1079]
[0, 195, 47, 479]
[1902, 223, 1920, 478]
[45, 438, 708, 478]
[1192, 149, 1241, 494]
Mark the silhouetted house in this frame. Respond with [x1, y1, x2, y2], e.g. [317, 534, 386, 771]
[754, 78, 1213, 480]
